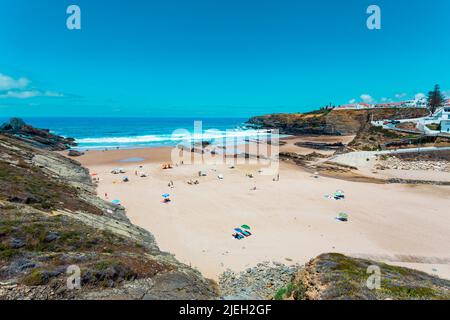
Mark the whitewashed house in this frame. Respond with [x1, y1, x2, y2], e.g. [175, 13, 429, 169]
[432, 106, 450, 120]
[402, 97, 427, 108]
[441, 120, 450, 133]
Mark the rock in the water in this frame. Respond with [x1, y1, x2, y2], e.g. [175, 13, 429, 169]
[0, 118, 26, 131]
[0, 118, 76, 151]
[68, 150, 84, 157]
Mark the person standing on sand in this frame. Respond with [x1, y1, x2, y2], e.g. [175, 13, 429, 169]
[105, 192, 108, 199]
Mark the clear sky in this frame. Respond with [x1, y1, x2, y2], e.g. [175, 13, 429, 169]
[0, 0, 449, 117]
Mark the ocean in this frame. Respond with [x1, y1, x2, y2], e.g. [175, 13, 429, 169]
[2, 117, 273, 150]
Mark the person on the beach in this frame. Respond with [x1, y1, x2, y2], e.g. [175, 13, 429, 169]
[105, 192, 108, 198]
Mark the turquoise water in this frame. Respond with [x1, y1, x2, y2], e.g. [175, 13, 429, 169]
[1, 117, 272, 150]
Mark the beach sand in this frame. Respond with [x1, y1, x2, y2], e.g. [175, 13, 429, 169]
[74, 143, 450, 281]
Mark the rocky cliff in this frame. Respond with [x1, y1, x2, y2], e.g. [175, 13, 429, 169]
[247, 108, 429, 136]
[0, 118, 76, 151]
[0, 133, 218, 300]
[277, 253, 450, 300]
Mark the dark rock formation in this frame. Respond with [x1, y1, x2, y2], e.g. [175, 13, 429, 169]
[68, 149, 84, 157]
[294, 141, 344, 150]
[0, 118, 76, 151]
[0, 118, 27, 131]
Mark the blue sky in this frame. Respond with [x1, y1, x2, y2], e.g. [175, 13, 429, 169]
[0, 0, 449, 117]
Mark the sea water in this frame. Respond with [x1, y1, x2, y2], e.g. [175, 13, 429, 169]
[4, 117, 273, 150]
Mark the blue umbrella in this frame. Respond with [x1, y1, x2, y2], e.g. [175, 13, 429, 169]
[162, 193, 170, 198]
[111, 199, 121, 205]
[234, 228, 251, 237]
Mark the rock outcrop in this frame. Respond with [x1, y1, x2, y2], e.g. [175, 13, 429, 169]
[67, 150, 84, 157]
[285, 253, 450, 300]
[247, 108, 428, 136]
[377, 155, 450, 172]
[0, 118, 76, 151]
[219, 261, 300, 300]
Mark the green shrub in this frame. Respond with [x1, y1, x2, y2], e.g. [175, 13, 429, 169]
[274, 287, 287, 300]
[274, 282, 297, 300]
[22, 269, 47, 286]
[0, 242, 17, 260]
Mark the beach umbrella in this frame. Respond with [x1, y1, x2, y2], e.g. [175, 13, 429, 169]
[241, 225, 251, 230]
[338, 212, 348, 221]
[162, 193, 170, 198]
[111, 199, 121, 205]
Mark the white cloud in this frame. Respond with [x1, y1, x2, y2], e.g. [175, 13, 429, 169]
[415, 93, 426, 100]
[0, 72, 64, 100]
[395, 93, 407, 99]
[0, 73, 30, 91]
[360, 94, 374, 103]
[43, 91, 64, 97]
[0, 90, 40, 99]
[0, 90, 64, 99]
[349, 98, 356, 104]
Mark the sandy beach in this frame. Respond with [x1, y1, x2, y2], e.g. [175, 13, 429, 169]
[74, 140, 450, 281]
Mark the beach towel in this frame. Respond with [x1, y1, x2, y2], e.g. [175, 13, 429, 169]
[232, 233, 244, 240]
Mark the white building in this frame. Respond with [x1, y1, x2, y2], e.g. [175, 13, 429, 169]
[432, 106, 450, 120]
[402, 97, 427, 108]
[441, 120, 450, 133]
